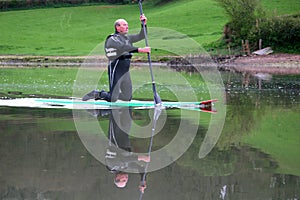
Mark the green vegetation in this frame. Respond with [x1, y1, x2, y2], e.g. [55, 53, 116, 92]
[0, 0, 299, 56]
[0, 67, 79, 96]
[214, 0, 265, 40]
[0, 0, 170, 11]
[249, 14, 300, 52]
[0, 67, 210, 100]
[244, 109, 300, 176]
[0, 0, 144, 11]
[157, 90, 300, 177]
[260, 0, 300, 15]
[214, 0, 300, 52]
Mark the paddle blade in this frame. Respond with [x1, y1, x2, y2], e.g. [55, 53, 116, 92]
[199, 99, 218, 113]
[154, 92, 162, 105]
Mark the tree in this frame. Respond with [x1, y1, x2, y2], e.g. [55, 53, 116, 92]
[214, 0, 265, 42]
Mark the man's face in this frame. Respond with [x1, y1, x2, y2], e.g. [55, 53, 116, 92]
[115, 173, 129, 188]
[116, 20, 128, 34]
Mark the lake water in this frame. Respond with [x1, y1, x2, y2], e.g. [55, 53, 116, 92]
[0, 71, 299, 200]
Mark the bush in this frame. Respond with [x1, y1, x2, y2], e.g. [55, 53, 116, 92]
[214, 0, 300, 53]
[249, 14, 300, 52]
[214, 0, 265, 40]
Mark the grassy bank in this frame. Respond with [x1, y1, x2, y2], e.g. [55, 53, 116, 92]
[0, 67, 210, 100]
[0, 0, 299, 56]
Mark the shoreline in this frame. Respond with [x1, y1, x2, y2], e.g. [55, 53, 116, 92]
[1, 53, 300, 74]
[217, 53, 300, 74]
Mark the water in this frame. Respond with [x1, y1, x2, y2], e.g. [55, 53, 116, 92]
[0, 72, 299, 200]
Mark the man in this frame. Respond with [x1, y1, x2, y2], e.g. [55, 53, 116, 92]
[82, 15, 150, 102]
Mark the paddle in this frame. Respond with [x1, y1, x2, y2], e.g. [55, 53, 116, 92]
[138, 106, 163, 200]
[138, 0, 162, 105]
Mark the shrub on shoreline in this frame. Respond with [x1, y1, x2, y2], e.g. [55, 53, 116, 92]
[213, 0, 300, 53]
[249, 14, 300, 52]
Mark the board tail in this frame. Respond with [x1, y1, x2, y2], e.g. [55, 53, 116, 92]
[199, 99, 218, 113]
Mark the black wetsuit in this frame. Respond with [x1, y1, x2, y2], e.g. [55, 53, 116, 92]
[101, 27, 146, 102]
[104, 108, 146, 180]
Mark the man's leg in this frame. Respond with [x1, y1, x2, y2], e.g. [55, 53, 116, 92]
[109, 81, 121, 102]
[82, 61, 117, 102]
[109, 59, 132, 102]
[104, 76, 131, 102]
[109, 108, 132, 148]
[83, 59, 130, 102]
[119, 71, 132, 101]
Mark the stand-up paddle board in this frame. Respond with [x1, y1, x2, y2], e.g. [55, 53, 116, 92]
[0, 98, 217, 113]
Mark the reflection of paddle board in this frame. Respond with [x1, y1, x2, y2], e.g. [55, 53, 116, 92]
[0, 98, 217, 112]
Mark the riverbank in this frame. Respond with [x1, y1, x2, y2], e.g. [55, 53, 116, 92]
[218, 53, 300, 74]
[1, 53, 300, 74]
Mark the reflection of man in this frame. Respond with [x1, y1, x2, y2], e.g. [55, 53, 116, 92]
[82, 15, 150, 102]
[92, 108, 150, 193]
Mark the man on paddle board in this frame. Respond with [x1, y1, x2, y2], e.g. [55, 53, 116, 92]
[82, 15, 151, 102]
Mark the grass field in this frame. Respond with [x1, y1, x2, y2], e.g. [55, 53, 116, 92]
[0, 0, 299, 56]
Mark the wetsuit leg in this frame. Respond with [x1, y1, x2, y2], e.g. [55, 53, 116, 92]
[109, 108, 132, 149]
[101, 59, 131, 102]
[116, 59, 132, 101]
[118, 71, 132, 101]
[99, 60, 119, 102]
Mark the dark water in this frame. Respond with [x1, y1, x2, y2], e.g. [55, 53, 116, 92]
[0, 72, 299, 200]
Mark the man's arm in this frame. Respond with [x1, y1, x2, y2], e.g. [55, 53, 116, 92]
[128, 26, 146, 43]
[128, 14, 148, 43]
[139, 173, 147, 193]
[105, 35, 150, 60]
[106, 35, 138, 54]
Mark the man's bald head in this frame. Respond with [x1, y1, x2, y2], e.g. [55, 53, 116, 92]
[114, 19, 129, 34]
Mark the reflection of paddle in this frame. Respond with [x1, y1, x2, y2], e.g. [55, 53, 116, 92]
[138, 0, 162, 105]
[138, 106, 162, 200]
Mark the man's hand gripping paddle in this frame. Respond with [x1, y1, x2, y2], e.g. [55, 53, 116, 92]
[138, 0, 162, 105]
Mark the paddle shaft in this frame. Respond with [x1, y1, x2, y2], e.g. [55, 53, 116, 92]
[138, 0, 162, 104]
[138, 107, 162, 200]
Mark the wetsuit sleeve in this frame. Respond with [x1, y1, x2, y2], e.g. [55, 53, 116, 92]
[105, 35, 139, 59]
[106, 36, 138, 53]
[127, 25, 146, 43]
[122, 153, 139, 162]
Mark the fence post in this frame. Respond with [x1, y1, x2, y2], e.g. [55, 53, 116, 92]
[259, 39, 262, 50]
[245, 40, 250, 55]
[241, 40, 245, 55]
[227, 44, 231, 55]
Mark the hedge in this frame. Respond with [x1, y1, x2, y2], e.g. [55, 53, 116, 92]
[249, 14, 300, 52]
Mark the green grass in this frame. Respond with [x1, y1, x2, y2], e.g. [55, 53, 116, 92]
[0, 0, 299, 56]
[261, 0, 300, 16]
[0, 67, 210, 100]
[0, 67, 79, 96]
